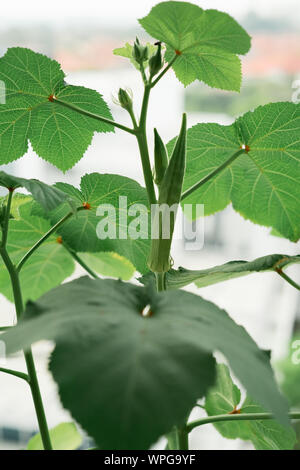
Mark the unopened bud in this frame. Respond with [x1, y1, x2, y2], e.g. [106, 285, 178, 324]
[132, 37, 148, 65]
[118, 88, 133, 111]
[149, 42, 163, 78]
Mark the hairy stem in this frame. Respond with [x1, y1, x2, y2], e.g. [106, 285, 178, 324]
[187, 411, 300, 433]
[53, 98, 136, 135]
[181, 149, 246, 201]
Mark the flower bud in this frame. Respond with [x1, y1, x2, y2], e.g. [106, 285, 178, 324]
[132, 37, 148, 65]
[149, 42, 163, 78]
[117, 88, 133, 111]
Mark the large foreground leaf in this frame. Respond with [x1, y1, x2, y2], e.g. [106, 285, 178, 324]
[205, 364, 296, 450]
[140, 254, 300, 289]
[3, 277, 288, 449]
[35, 173, 150, 274]
[0, 48, 113, 171]
[139, 2, 251, 90]
[0, 202, 74, 303]
[169, 102, 300, 241]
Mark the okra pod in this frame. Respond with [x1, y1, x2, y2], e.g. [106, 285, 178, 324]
[148, 113, 187, 273]
[153, 128, 168, 186]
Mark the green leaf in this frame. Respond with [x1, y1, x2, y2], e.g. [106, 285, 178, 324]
[79, 252, 135, 280]
[0, 193, 31, 219]
[113, 42, 157, 70]
[0, 202, 74, 303]
[0, 171, 70, 212]
[36, 173, 150, 274]
[27, 422, 82, 450]
[241, 398, 297, 450]
[232, 102, 300, 242]
[205, 364, 248, 439]
[0, 47, 113, 171]
[205, 364, 296, 450]
[139, 2, 251, 90]
[170, 102, 300, 241]
[277, 335, 300, 408]
[3, 277, 288, 448]
[140, 254, 300, 289]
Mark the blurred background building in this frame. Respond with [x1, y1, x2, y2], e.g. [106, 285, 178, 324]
[0, 0, 299, 450]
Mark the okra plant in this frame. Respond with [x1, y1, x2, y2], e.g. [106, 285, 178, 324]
[0, 1, 300, 451]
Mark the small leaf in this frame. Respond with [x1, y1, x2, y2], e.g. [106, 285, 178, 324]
[139, 2, 251, 90]
[0, 48, 114, 171]
[205, 364, 248, 440]
[242, 398, 297, 450]
[140, 254, 300, 289]
[3, 278, 288, 449]
[205, 364, 296, 450]
[27, 422, 82, 450]
[0, 171, 70, 211]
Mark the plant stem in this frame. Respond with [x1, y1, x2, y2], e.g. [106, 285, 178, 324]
[181, 149, 246, 201]
[139, 63, 148, 85]
[150, 55, 178, 88]
[17, 207, 85, 272]
[187, 411, 300, 433]
[1, 190, 13, 248]
[0, 246, 53, 450]
[63, 246, 99, 279]
[155, 272, 190, 449]
[155, 272, 166, 292]
[0, 367, 29, 382]
[53, 98, 136, 135]
[0, 193, 52, 450]
[136, 84, 157, 206]
[276, 269, 300, 291]
[176, 427, 189, 450]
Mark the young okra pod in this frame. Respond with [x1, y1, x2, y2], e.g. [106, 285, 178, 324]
[153, 128, 168, 187]
[149, 42, 163, 78]
[148, 113, 187, 273]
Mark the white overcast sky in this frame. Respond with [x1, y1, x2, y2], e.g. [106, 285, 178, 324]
[0, 0, 298, 25]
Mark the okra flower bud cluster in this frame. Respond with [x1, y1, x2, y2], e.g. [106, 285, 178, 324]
[132, 37, 149, 65]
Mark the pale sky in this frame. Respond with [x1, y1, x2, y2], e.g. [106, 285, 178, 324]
[0, 0, 298, 25]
